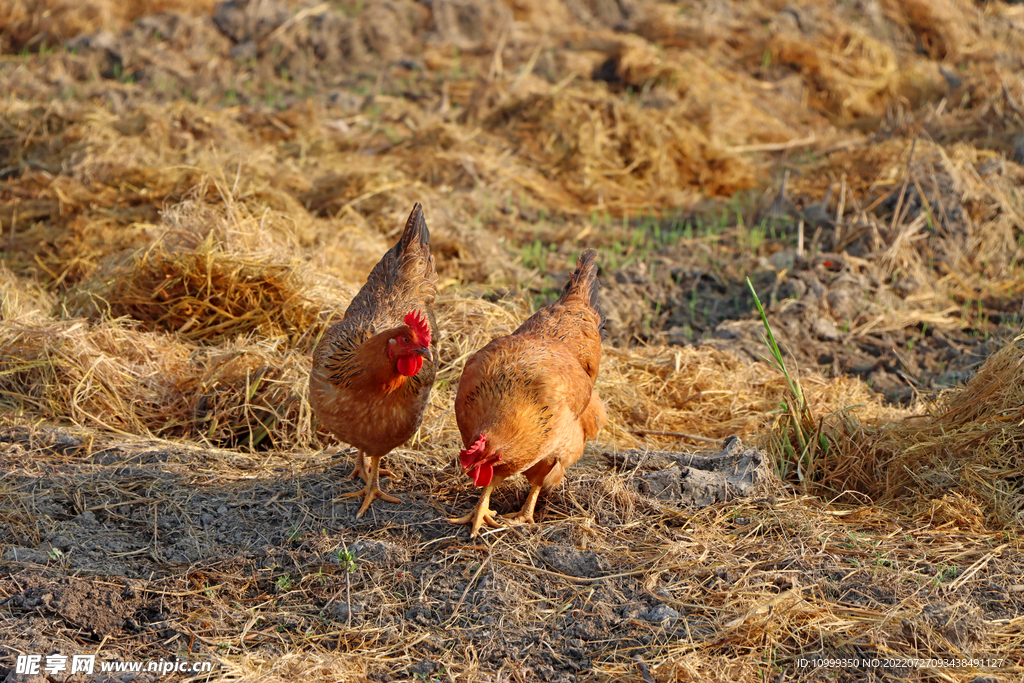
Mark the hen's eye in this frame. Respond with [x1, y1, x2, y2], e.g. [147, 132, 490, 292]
[402, 336, 410, 343]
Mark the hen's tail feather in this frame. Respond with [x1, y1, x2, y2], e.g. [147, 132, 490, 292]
[397, 202, 430, 255]
[340, 202, 435, 323]
[559, 248, 600, 313]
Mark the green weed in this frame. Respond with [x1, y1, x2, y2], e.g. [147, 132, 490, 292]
[747, 278, 821, 485]
[335, 548, 358, 573]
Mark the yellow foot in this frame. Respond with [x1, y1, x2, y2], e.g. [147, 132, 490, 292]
[448, 507, 502, 537]
[347, 461, 366, 481]
[504, 511, 536, 525]
[342, 484, 401, 518]
[448, 485, 502, 537]
[347, 454, 398, 481]
[503, 486, 540, 527]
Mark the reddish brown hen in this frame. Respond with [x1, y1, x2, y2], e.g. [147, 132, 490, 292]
[309, 203, 438, 517]
[449, 249, 606, 536]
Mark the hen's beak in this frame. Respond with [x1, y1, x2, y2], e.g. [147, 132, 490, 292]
[413, 346, 433, 361]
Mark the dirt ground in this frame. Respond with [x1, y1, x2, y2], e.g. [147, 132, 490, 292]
[2, 0, 1024, 681]
[3, 426, 1022, 682]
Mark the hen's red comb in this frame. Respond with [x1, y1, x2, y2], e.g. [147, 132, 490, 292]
[404, 309, 432, 347]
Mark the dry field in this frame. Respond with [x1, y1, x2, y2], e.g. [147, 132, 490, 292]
[1, 0, 1023, 681]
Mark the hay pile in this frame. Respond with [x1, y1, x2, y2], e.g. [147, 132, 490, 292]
[808, 333, 1024, 526]
[0, 289, 318, 451]
[0, 191, 348, 450]
[63, 210, 351, 346]
[484, 89, 757, 210]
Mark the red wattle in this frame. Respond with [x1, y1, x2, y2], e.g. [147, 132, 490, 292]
[471, 462, 494, 487]
[396, 355, 423, 377]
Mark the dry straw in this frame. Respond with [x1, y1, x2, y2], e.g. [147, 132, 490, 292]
[0, 0, 217, 51]
[66, 226, 343, 346]
[817, 333, 1024, 526]
[2, 1, 1024, 678]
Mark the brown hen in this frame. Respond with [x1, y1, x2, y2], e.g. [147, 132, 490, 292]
[309, 203, 438, 517]
[449, 249, 606, 536]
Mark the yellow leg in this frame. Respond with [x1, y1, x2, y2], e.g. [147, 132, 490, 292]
[448, 485, 501, 537]
[505, 485, 542, 525]
[342, 454, 401, 517]
[347, 450, 367, 480]
[347, 450, 398, 482]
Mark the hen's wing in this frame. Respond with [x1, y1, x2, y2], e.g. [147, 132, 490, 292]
[513, 249, 601, 379]
[457, 338, 595, 459]
[344, 203, 438, 327]
[579, 390, 607, 441]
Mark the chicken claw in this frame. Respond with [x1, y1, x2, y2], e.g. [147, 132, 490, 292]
[341, 455, 400, 518]
[347, 451, 399, 482]
[504, 485, 541, 525]
[448, 486, 501, 537]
